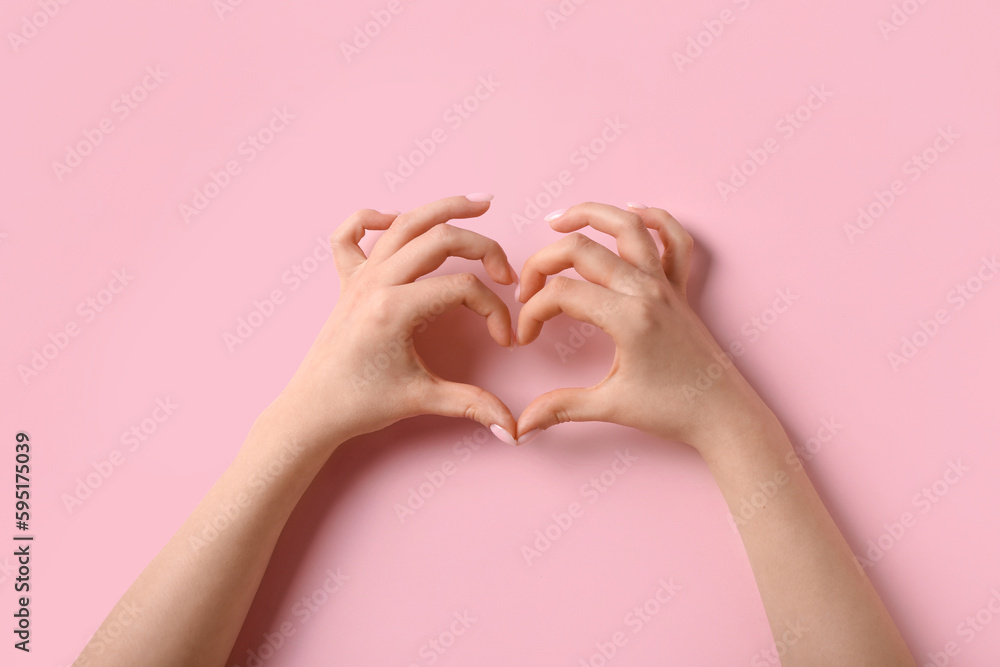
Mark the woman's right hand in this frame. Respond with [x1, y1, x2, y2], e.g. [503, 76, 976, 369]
[514, 202, 774, 455]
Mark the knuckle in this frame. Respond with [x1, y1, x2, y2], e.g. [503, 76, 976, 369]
[567, 232, 593, 251]
[368, 288, 396, 324]
[344, 208, 377, 228]
[549, 275, 573, 295]
[553, 406, 572, 425]
[679, 231, 695, 251]
[452, 271, 480, 289]
[428, 222, 454, 243]
[622, 211, 645, 230]
[645, 278, 673, 301]
[627, 297, 663, 332]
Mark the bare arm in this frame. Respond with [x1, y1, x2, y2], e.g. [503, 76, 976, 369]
[74, 194, 520, 666]
[73, 413, 338, 667]
[513, 201, 917, 666]
[701, 407, 914, 664]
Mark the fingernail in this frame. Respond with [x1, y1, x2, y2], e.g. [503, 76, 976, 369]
[513, 284, 521, 301]
[544, 209, 566, 222]
[490, 424, 517, 446]
[379, 208, 402, 215]
[517, 429, 541, 446]
[626, 202, 648, 210]
[510, 324, 518, 349]
[466, 193, 494, 203]
[509, 266, 519, 285]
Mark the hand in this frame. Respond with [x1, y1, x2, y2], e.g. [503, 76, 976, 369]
[514, 202, 771, 455]
[263, 194, 521, 454]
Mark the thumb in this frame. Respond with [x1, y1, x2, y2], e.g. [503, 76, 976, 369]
[422, 380, 519, 446]
[516, 386, 605, 444]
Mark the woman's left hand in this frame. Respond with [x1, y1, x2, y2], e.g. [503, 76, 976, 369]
[264, 194, 520, 455]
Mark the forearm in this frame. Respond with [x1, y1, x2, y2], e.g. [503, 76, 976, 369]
[701, 409, 916, 666]
[74, 408, 337, 667]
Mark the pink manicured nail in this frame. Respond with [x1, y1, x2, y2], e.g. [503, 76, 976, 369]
[466, 193, 494, 203]
[490, 424, 517, 446]
[509, 266, 519, 285]
[626, 202, 648, 210]
[510, 324, 518, 349]
[544, 209, 566, 222]
[379, 208, 402, 215]
[513, 284, 521, 301]
[517, 429, 541, 446]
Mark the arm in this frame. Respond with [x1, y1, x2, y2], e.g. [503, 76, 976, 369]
[512, 201, 916, 666]
[72, 413, 341, 667]
[74, 194, 520, 667]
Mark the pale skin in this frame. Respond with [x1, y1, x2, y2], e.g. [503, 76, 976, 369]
[73, 195, 917, 666]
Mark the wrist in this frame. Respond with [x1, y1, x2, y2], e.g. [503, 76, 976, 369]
[247, 397, 348, 464]
[694, 400, 791, 468]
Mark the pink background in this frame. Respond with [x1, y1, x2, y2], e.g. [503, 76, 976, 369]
[3, 0, 1000, 665]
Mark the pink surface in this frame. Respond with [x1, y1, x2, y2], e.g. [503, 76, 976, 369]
[3, 1, 1000, 665]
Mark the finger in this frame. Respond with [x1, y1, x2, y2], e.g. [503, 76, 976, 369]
[329, 209, 398, 279]
[516, 386, 607, 438]
[545, 202, 662, 275]
[398, 273, 514, 348]
[630, 206, 695, 296]
[518, 232, 650, 303]
[516, 276, 624, 346]
[369, 194, 494, 262]
[380, 224, 516, 286]
[421, 379, 518, 443]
